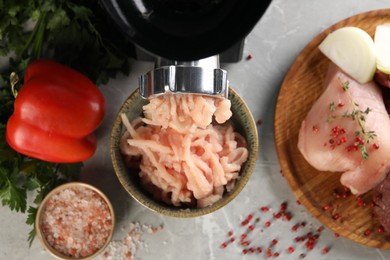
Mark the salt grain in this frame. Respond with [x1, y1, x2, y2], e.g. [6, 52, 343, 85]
[40, 186, 113, 258]
[103, 223, 163, 260]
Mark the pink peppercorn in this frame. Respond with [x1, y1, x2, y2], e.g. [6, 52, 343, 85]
[274, 213, 282, 219]
[317, 226, 325, 233]
[266, 248, 272, 257]
[332, 213, 341, 220]
[280, 202, 287, 211]
[322, 247, 331, 254]
[364, 229, 371, 236]
[240, 233, 247, 239]
[378, 226, 384, 233]
[283, 213, 292, 221]
[243, 241, 250, 246]
[260, 206, 270, 212]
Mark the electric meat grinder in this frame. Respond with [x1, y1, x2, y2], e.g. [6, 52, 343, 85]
[102, 0, 272, 97]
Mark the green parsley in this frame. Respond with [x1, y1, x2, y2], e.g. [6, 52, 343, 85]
[0, 0, 134, 245]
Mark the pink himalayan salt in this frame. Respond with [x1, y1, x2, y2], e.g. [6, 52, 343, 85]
[40, 186, 113, 258]
[103, 223, 163, 260]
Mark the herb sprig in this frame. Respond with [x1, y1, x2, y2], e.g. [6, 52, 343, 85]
[327, 80, 377, 160]
[0, 0, 134, 245]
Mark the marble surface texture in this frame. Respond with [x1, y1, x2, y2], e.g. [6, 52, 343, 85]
[1, 0, 390, 259]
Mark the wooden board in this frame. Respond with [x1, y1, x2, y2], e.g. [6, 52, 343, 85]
[274, 9, 390, 249]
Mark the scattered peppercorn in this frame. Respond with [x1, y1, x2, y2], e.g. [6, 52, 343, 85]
[283, 213, 292, 221]
[266, 247, 272, 257]
[322, 204, 332, 211]
[317, 226, 324, 233]
[377, 226, 384, 233]
[219, 201, 334, 258]
[260, 206, 270, 212]
[332, 213, 341, 220]
[292, 225, 299, 232]
[246, 54, 253, 60]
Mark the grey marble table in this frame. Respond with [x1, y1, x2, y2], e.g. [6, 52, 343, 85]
[2, 0, 390, 259]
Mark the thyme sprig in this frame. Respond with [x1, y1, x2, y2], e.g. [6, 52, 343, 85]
[327, 80, 377, 160]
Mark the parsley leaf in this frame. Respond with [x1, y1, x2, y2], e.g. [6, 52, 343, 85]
[26, 206, 37, 247]
[0, 168, 27, 212]
[1, 0, 133, 84]
[0, 0, 133, 246]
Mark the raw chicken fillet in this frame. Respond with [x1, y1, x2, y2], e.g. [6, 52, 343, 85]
[298, 63, 390, 195]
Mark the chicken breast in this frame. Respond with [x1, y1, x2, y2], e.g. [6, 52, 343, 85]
[298, 62, 390, 194]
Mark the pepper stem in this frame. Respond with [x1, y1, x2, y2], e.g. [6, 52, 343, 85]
[10, 72, 19, 98]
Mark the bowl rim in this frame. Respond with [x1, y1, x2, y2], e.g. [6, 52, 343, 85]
[35, 182, 115, 260]
[110, 87, 259, 217]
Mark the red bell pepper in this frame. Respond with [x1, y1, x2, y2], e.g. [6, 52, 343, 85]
[6, 59, 105, 163]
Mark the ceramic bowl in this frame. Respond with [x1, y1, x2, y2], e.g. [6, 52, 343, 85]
[35, 182, 115, 260]
[110, 88, 258, 217]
